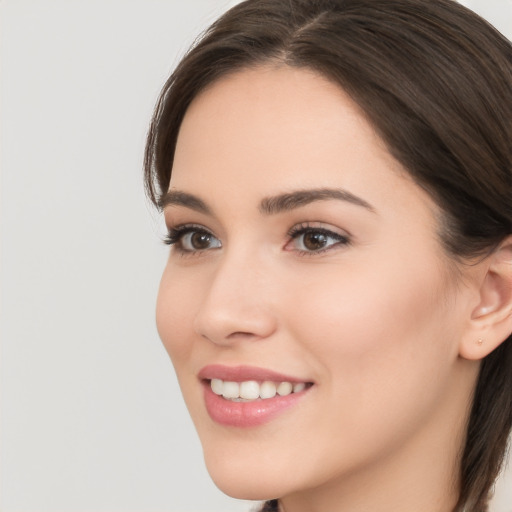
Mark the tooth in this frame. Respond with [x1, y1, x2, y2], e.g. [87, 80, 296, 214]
[240, 380, 260, 400]
[211, 379, 223, 395]
[277, 381, 293, 396]
[259, 381, 277, 399]
[222, 381, 240, 399]
[293, 382, 306, 393]
[211, 378, 308, 400]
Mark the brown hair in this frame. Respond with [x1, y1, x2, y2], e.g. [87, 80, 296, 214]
[144, 1, 512, 510]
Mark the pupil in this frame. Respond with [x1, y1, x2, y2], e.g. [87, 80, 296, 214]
[191, 232, 211, 249]
[304, 232, 327, 250]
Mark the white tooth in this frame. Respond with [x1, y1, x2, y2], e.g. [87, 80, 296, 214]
[240, 381, 260, 400]
[259, 381, 277, 399]
[222, 381, 240, 399]
[211, 379, 224, 395]
[293, 382, 306, 393]
[277, 381, 293, 396]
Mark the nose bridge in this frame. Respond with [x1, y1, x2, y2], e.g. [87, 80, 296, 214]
[194, 243, 277, 344]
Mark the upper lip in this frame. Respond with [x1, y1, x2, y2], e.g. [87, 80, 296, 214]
[198, 364, 311, 383]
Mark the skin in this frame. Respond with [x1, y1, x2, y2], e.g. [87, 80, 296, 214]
[156, 66, 485, 512]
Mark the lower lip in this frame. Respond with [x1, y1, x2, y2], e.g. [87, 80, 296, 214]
[203, 382, 310, 428]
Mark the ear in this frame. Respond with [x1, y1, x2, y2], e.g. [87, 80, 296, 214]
[459, 236, 512, 361]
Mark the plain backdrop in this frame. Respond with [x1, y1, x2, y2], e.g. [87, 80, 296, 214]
[1, 1, 511, 511]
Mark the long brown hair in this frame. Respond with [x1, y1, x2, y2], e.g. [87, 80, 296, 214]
[144, 1, 512, 510]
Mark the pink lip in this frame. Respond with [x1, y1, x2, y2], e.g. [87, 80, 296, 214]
[198, 364, 308, 383]
[199, 365, 313, 428]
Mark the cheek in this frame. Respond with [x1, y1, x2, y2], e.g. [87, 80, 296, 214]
[285, 258, 457, 416]
[156, 266, 198, 366]
[267, 262, 461, 484]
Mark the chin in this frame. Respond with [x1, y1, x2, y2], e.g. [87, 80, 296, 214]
[203, 449, 290, 501]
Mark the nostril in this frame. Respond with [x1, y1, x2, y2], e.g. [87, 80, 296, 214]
[226, 331, 259, 339]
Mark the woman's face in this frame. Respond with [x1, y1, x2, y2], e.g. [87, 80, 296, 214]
[157, 66, 477, 503]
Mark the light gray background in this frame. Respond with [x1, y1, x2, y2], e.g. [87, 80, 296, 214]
[1, 1, 510, 511]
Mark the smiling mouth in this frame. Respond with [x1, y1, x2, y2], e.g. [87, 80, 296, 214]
[200, 366, 315, 427]
[207, 378, 314, 402]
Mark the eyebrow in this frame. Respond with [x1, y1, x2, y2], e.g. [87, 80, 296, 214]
[259, 188, 375, 215]
[159, 190, 211, 214]
[159, 187, 375, 215]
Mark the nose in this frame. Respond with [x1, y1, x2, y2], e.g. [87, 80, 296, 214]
[193, 250, 278, 346]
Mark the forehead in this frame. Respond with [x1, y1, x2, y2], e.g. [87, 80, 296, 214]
[170, 65, 433, 222]
[175, 65, 380, 161]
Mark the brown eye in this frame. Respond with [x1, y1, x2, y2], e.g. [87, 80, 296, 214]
[180, 230, 221, 252]
[288, 226, 350, 254]
[189, 232, 214, 250]
[302, 232, 329, 251]
[165, 226, 222, 253]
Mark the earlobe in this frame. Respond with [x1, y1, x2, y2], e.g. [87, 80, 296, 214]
[459, 237, 512, 361]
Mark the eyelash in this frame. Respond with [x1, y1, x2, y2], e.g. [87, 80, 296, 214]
[164, 222, 351, 256]
[286, 223, 351, 256]
[164, 224, 219, 256]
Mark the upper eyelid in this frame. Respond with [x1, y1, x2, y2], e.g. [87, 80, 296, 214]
[289, 225, 351, 241]
[167, 222, 216, 234]
[291, 230, 349, 243]
[162, 202, 218, 231]
[288, 221, 352, 238]
[166, 224, 218, 241]
[165, 222, 209, 234]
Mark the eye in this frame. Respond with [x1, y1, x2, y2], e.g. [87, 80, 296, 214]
[286, 223, 350, 254]
[165, 225, 221, 254]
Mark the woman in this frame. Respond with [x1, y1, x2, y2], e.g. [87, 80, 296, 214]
[144, 1, 512, 511]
